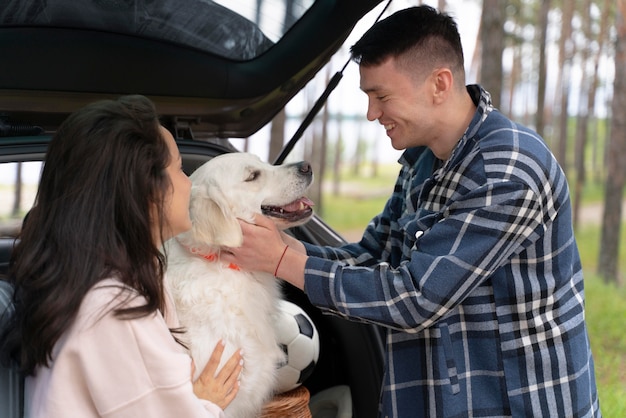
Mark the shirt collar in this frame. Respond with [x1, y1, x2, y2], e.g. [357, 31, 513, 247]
[437, 84, 494, 175]
[398, 85, 493, 175]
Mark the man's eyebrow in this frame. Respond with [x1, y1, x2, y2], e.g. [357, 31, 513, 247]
[361, 85, 383, 94]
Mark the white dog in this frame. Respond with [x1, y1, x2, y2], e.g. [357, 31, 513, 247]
[164, 153, 314, 418]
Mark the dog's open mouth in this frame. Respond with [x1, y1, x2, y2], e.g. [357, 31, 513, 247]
[261, 197, 314, 222]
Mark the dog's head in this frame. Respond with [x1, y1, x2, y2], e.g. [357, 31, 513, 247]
[184, 153, 314, 247]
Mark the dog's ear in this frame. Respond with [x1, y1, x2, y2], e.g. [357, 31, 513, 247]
[189, 182, 243, 247]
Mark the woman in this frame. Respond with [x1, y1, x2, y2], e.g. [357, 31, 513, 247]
[0, 95, 241, 417]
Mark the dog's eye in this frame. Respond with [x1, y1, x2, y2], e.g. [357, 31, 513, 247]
[245, 170, 261, 182]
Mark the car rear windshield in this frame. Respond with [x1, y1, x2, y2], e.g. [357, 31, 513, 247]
[0, 0, 314, 60]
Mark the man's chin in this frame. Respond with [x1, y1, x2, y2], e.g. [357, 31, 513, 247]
[389, 137, 406, 151]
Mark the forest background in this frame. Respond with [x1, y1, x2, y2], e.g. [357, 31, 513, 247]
[236, 0, 626, 414]
[1, 0, 624, 415]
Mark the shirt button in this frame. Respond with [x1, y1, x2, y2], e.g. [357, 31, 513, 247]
[415, 230, 424, 239]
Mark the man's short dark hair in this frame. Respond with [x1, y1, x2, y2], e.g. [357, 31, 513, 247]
[350, 5, 465, 76]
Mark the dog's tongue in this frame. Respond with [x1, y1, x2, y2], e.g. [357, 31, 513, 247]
[282, 197, 314, 212]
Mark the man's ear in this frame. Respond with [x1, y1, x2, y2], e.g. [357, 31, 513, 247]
[188, 182, 243, 247]
[432, 68, 454, 104]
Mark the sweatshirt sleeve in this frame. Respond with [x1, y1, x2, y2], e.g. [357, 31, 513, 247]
[34, 283, 225, 418]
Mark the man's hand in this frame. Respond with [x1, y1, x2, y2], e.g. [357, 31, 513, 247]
[220, 214, 308, 290]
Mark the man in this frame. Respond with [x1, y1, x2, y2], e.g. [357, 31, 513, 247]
[223, 6, 601, 417]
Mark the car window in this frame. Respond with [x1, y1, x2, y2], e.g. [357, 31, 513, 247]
[0, 161, 41, 238]
[0, 0, 314, 60]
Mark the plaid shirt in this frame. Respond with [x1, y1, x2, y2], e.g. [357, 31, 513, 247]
[303, 85, 601, 417]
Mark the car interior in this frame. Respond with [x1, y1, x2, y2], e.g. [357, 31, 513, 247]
[0, 143, 386, 418]
[0, 1, 390, 416]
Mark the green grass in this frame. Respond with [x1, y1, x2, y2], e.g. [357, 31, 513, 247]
[319, 163, 395, 230]
[586, 275, 626, 416]
[318, 193, 388, 230]
[575, 223, 626, 274]
[320, 162, 626, 415]
[576, 226, 626, 415]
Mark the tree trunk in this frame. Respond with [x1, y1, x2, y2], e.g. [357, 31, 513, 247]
[352, 136, 363, 176]
[598, 0, 626, 284]
[332, 114, 343, 196]
[268, 109, 286, 162]
[506, 45, 522, 119]
[572, 0, 593, 230]
[12, 162, 22, 216]
[479, 0, 505, 108]
[314, 74, 330, 216]
[469, 13, 482, 83]
[535, 0, 550, 138]
[574, 0, 612, 229]
[266, 1, 298, 163]
[307, 66, 331, 216]
[589, 0, 613, 183]
[555, 0, 575, 171]
[371, 135, 379, 178]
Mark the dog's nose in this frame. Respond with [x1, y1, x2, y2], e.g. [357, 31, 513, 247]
[298, 161, 312, 175]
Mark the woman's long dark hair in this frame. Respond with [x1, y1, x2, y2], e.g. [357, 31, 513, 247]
[0, 95, 173, 375]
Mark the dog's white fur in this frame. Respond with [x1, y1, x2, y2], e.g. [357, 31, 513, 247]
[165, 153, 313, 418]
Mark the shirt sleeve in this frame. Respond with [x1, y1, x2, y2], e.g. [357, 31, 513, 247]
[303, 175, 410, 267]
[304, 180, 546, 332]
[304, 146, 438, 269]
[303, 212, 390, 266]
[52, 285, 225, 418]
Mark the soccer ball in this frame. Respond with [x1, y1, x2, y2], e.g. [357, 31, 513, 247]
[273, 300, 320, 394]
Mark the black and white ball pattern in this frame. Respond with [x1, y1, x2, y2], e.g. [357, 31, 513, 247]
[274, 300, 320, 394]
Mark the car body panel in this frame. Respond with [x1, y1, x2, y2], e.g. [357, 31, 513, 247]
[0, 0, 382, 138]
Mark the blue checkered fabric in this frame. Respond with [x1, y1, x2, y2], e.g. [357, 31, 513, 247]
[303, 85, 601, 417]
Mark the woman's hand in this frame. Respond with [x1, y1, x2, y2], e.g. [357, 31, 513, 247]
[192, 340, 243, 410]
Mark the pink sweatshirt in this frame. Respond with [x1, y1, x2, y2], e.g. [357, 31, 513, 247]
[25, 278, 225, 418]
